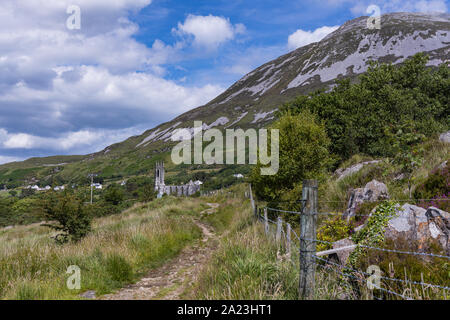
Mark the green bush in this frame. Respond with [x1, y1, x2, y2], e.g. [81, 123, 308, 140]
[41, 191, 92, 243]
[316, 217, 353, 252]
[251, 110, 332, 203]
[103, 185, 125, 205]
[414, 162, 449, 204]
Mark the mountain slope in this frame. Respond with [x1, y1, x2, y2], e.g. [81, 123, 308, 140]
[133, 12, 449, 149]
[0, 12, 449, 187]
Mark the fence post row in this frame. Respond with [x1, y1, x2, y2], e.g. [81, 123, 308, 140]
[276, 217, 282, 243]
[286, 223, 292, 258]
[299, 179, 318, 300]
[264, 207, 269, 235]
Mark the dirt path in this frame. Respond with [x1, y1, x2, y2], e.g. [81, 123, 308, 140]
[101, 205, 218, 300]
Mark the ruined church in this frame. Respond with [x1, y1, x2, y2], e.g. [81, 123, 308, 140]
[154, 162, 201, 197]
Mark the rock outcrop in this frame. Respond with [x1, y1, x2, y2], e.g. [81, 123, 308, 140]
[385, 204, 449, 255]
[343, 180, 389, 222]
[439, 131, 450, 143]
[335, 160, 381, 181]
[331, 238, 356, 266]
[330, 204, 450, 265]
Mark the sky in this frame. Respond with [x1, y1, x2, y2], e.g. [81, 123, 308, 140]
[0, 0, 448, 164]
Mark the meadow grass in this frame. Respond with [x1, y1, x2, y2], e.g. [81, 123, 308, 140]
[0, 197, 205, 300]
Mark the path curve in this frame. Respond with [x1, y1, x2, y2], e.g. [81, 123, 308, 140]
[101, 217, 217, 300]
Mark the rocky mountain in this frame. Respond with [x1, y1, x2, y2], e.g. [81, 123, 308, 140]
[1, 12, 449, 185]
[131, 12, 449, 150]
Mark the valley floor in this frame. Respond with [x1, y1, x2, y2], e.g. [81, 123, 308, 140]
[1, 183, 448, 300]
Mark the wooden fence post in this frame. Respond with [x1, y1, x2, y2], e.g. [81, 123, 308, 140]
[264, 208, 269, 235]
[276, 217, 282, 243]
[286, 223, 291, 258]
[299, 179, 318, 300]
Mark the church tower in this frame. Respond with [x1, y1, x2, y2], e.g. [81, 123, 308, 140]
[154, 161, 165, 192]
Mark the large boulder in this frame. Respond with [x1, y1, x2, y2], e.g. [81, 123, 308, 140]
[329, 204, 449, 265]
[384, 204, 449, 255]
[343, 180, 389, 222]
[439, 131, 450, 144]
[331, 238, 356, 266]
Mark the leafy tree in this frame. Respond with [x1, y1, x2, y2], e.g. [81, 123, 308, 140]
[251, 110, 332, 203]
[20, 188, 35, 199]
[41, 191, 92, 243]
[0, 197, 16, 227]
[103, 184, 125, 205]
[138, 183, 157, 202]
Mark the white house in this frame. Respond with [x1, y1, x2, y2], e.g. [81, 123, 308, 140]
[91, 183, 103, 190]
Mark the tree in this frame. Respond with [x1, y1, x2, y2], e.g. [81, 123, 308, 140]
[138, 183, 157, 203]
[251, 110, 332, 203]
[41, 191, 92, 243]
[103, 184, 125, 205]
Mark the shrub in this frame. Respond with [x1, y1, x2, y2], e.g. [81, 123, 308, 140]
[138, 183, 157, 203]
[251, 110, 333, 202]
[316, 217, 353, 252]
[103, 185, 125, 205]
[414, 162, 449, 210]
[348, 201, 398, 269]
[41, 191, 92, 243]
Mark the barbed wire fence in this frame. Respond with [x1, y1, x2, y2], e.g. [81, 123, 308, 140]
[247, 182, 450, 300]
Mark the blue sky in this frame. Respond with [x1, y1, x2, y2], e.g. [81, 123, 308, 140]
[0, 0, 448, 164]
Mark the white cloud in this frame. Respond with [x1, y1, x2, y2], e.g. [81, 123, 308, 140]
[0, 1, 227, 161]
[0, 126, 142, 154]
[173, 14, 246, 50]
[0, 156, 22, 165]
[287, 26, 339, 50]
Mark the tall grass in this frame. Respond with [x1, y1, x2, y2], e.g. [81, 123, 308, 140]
[0, 197, 204, 299]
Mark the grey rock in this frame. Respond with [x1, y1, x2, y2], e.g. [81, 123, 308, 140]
[384, 204, 449, 255]
[437, 161, 448, 170]
[335, 160, 381, 181]
[343, 180, 389, 222]
[393, 173, 405, 181]
[80, 290, 96, 299]
[332, 238, 356, 266]
[439, 131, 450, 143]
